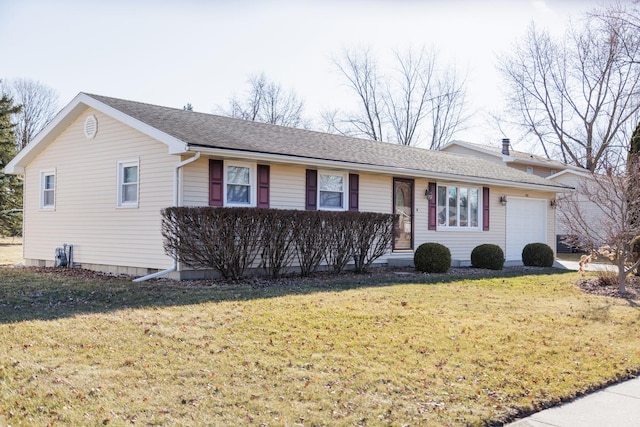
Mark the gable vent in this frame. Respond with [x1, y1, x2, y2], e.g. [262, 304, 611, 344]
[84, 115, 98, 139]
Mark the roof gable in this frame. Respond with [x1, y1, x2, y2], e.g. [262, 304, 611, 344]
[441, 140, 584, 172]
[4, 93, 187, 174]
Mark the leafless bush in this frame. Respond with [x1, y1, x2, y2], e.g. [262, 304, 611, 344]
[162, 207, 264, 280]
[351, 212, 398, 273]
[291, 211, 329, 277]
[259, 210, 296, 278]
[162, 207, 396, 279]
[324, 212, 357, 273]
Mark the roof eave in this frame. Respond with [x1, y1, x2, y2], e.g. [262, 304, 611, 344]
[187, 145, 573, 193]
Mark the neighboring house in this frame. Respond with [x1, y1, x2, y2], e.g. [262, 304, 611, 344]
[440, 139, 588, 252]
[4, 94, 572, 279]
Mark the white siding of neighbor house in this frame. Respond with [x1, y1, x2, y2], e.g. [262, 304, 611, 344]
[551, 172, 601, 238]
[23, 108, 177, 270]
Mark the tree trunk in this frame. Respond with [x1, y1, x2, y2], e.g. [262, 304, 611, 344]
[617, 264, 627, 294]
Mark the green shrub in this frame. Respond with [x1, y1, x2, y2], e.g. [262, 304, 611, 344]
[414, 242, 451, 273]
[470, 244, 505, 270]
[522, 242, 555, 267]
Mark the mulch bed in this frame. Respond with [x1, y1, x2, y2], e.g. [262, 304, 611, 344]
[576, 274, 640, 300]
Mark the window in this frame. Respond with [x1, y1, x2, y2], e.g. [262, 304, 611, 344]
[436, 185, 479, 229]
[225, 161, 255, 206]
[319, 171, 346, 210]
[117, 159, 139, 207]
[526, 167, 534, 174]
[40, 170, 56, 209]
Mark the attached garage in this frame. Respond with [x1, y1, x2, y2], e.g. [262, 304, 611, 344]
[505, 197, 547, 261]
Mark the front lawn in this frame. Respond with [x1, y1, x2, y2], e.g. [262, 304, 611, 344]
[0, 237, 22, 265]
[0, 267, 639, 426]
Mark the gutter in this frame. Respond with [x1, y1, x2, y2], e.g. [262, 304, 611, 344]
[186, 146, 573, 193]
[133, 152, 201, 282]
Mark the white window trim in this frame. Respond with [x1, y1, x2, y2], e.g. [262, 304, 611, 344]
[224, 161, 256, 207]
[117, 159, 140, 208]
[40, 169, 56, 210]
[318, 170, 348, 211]
[436, 184, 482, 231]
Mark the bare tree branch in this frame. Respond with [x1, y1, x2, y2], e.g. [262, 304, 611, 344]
[218, 73, 307, 128]
[1, 79, 59, 151]
[328, 45, 470, 147]
[498, 4, 640, 172]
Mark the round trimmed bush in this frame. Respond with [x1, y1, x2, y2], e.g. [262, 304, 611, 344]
[414, 242, 451, 273]
[522, 242, 554, 267]
[470, 244, 505, 270]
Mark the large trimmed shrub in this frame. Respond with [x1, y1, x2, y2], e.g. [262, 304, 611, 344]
[522, 242, 555, 267]
[470, 244, 505, 270]
[414, 242, 451, 273]
[161, 207, 396, 279]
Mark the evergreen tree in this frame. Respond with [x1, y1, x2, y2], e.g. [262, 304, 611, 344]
[0, 92, 22, 236]
[630, 121, 640, 157]
[628, 121, 640, 274]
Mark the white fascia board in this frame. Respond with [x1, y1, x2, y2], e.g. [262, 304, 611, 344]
[187, 146, 572, 194]
[3, 93, 188, 175]
[548, 169, 591, 180]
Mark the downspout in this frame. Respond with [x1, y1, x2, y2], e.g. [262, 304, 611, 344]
[133, 151, 201, 282]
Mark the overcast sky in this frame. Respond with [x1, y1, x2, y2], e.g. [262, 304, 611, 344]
[0, 0, 610, 148]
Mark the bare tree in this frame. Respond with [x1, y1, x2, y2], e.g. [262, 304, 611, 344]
[218, 73, 306, 128]
[498, 4, 640, 172]
[0, 79, 59, 151]
[428, 67, 469, 149]
[385, 48, 434, 146]
[330, 47, 385, 141]
[558, 160, 640, 293]
[328, 46, 469, 148]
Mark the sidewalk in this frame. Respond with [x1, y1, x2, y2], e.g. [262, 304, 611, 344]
[553, 258, 618, 272]
[507, 376, 640, 426]
[507, 258, 637, 426]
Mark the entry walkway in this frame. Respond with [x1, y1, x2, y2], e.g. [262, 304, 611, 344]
[507, 376, 640, 426]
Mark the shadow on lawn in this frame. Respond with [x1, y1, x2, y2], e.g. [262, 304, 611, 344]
[0, 266, 575, 323]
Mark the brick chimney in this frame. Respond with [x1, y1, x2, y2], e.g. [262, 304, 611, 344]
[501, 138, 510, 155]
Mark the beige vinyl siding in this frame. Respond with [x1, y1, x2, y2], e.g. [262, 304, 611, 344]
[181, 156, 209, 206]
[23, 108, 176, 269]
[179, 158, 558, 268]
[269, 164, 306, 210]
[413, 179, 504, 261]
[413, 181, 556, 262]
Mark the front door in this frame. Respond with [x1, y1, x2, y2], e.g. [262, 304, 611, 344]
[393, 178, 414, 250]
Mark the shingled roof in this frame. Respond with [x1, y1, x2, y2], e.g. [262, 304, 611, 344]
[6, 93, 571, 192]
[85, 94, 571, 191]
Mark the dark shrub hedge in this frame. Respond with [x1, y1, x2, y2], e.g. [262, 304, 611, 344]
[414, 242, 451, 273]
[522, 242, 555, 267]
[470, 244, 505, 270]
[161, 207, 397, 279]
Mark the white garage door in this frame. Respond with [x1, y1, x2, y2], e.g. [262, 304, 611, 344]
[506, 197, 547, 261]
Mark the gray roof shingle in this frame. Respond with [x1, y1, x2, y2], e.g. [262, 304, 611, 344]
[88, 94, 570, 191]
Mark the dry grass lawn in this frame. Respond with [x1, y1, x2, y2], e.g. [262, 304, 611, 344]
[0, 237, 22, 265]
[0, 267, 639, 426]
